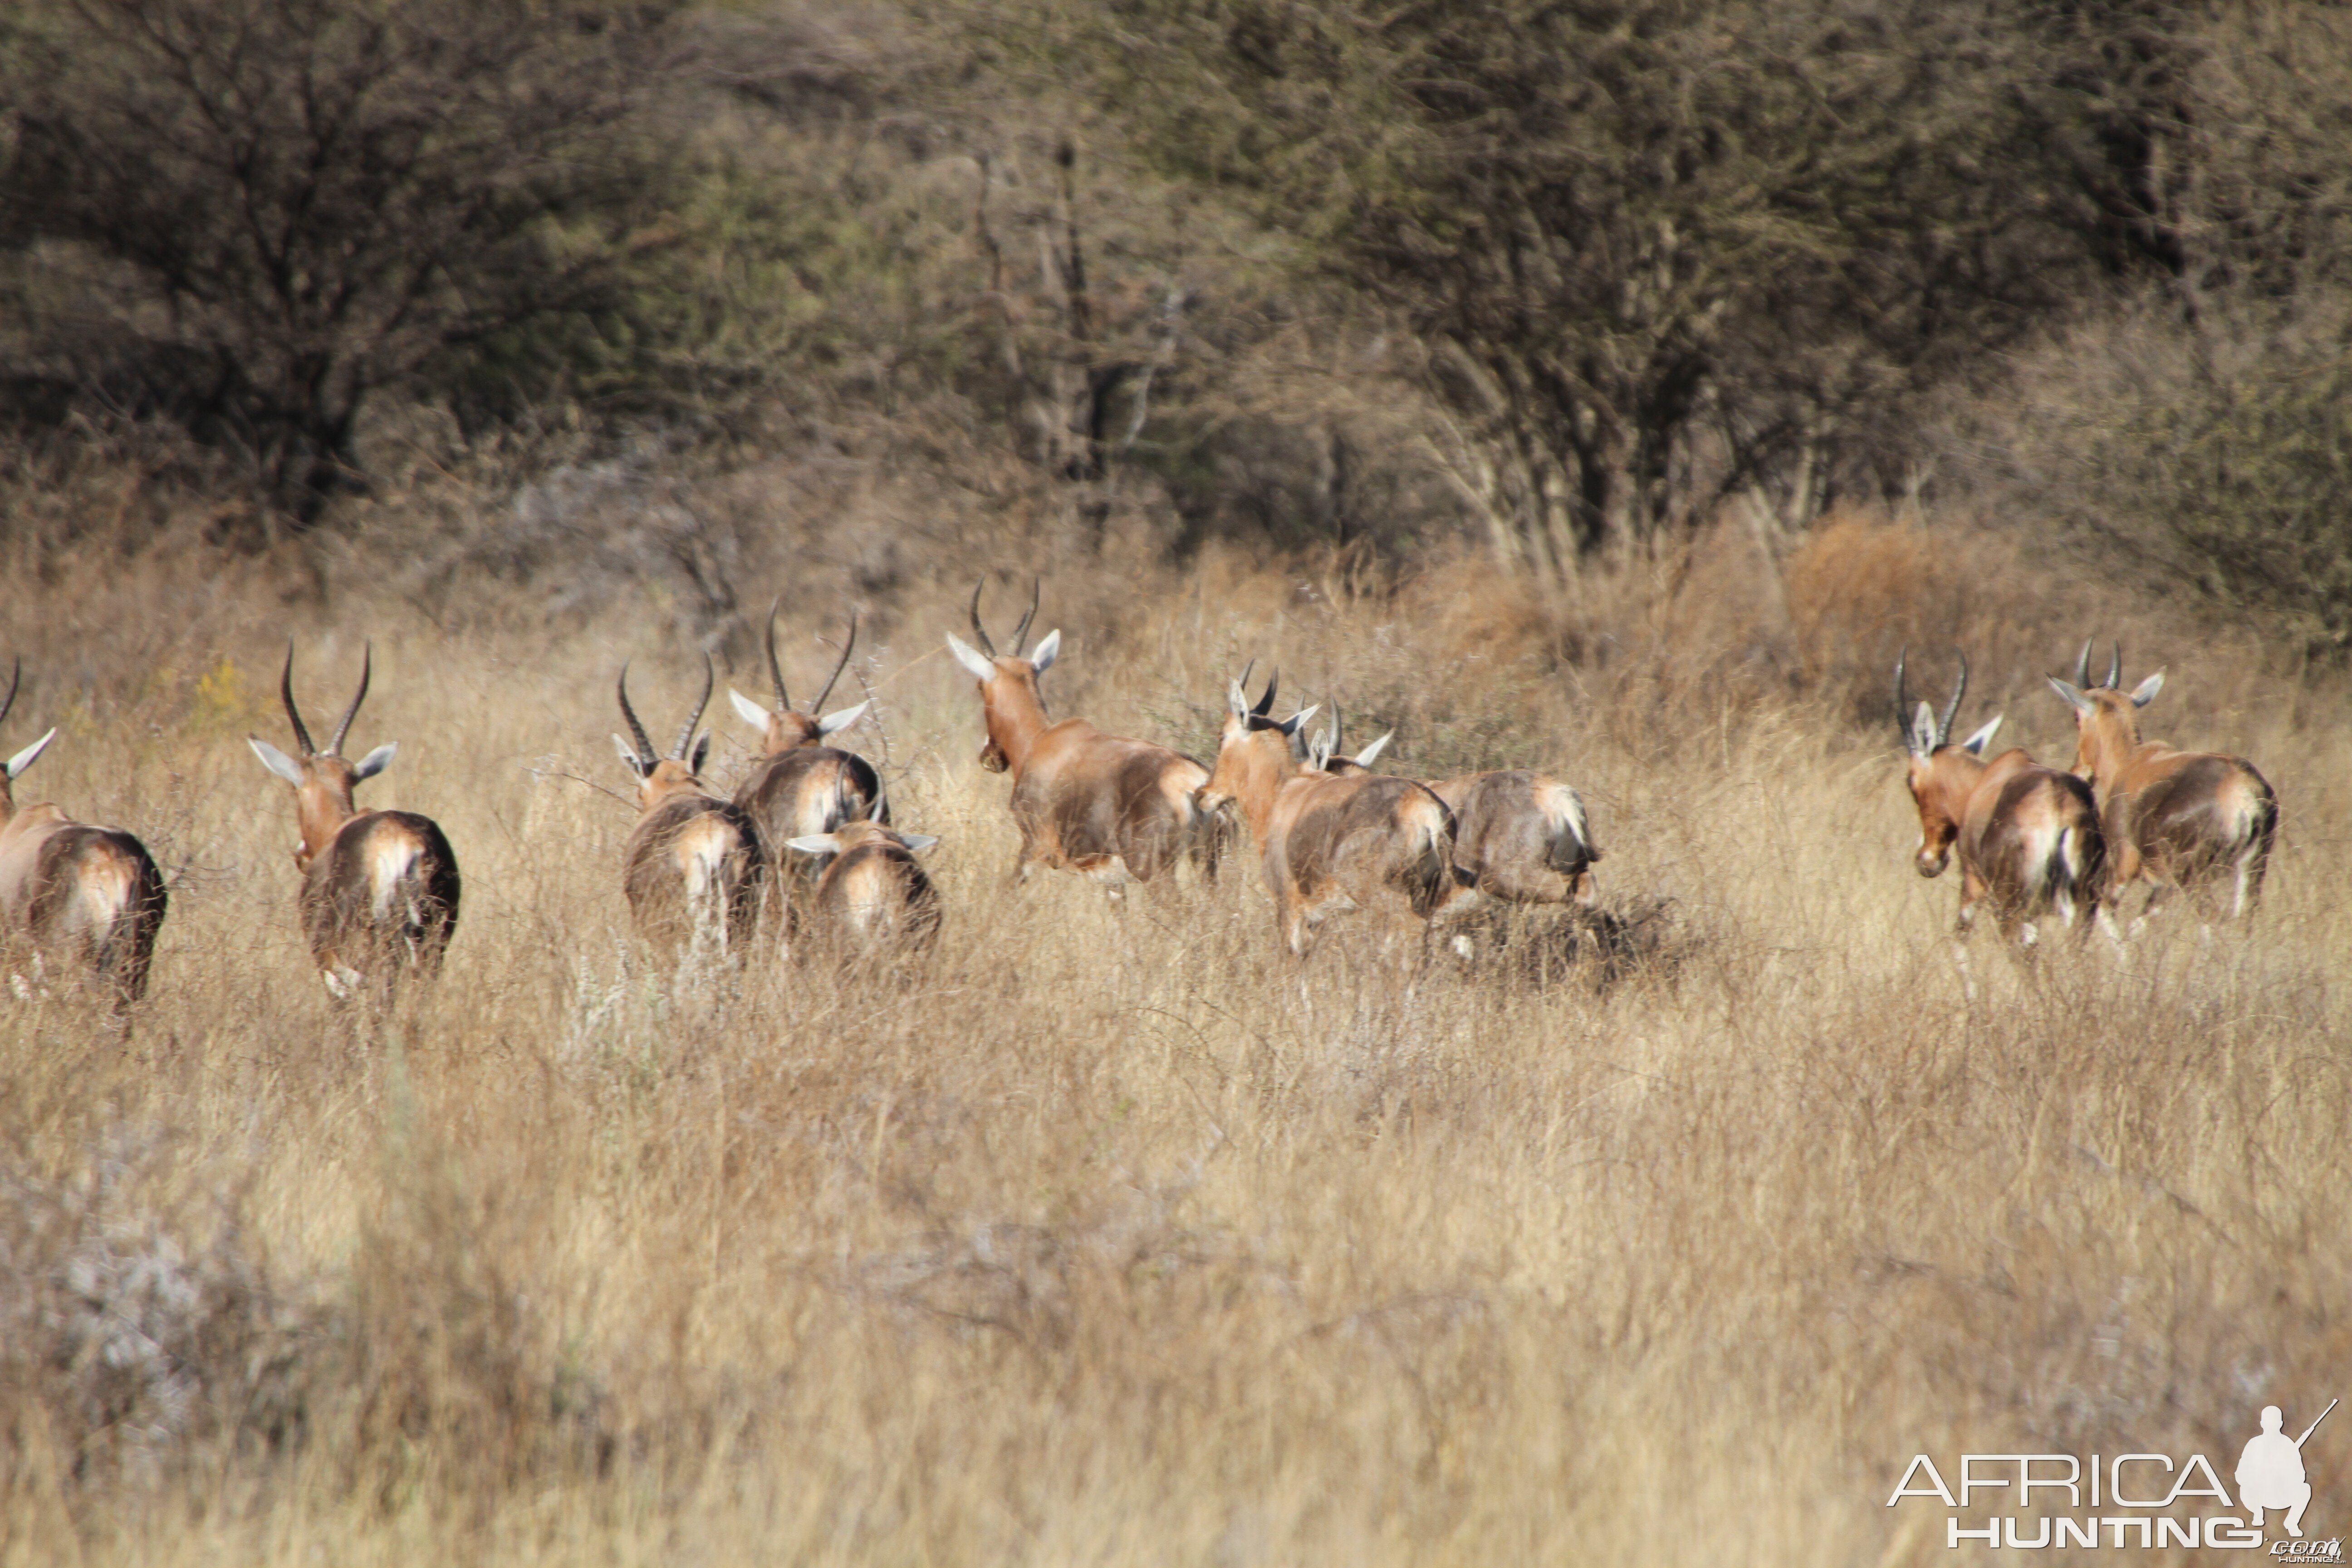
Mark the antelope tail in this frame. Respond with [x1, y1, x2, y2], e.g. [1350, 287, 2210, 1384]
[1403, 794, 1458, 919]
[1539, 781, 1599, 868]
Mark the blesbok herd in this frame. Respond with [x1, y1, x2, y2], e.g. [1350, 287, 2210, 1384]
[0, 588, 2287, 1004]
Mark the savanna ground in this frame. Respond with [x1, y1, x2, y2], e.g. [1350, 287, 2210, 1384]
[2, 511, 2347, 1565]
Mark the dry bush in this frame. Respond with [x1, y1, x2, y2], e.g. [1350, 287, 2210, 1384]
[0, 507, 2344, 1564]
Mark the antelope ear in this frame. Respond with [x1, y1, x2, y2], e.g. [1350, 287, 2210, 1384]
[612, 733, 647, 775]
[898, 832, 939, 853]
[688, 733, 711, 774]
[1353, 731, 1394, 768]
[6, 726, 57, 780]
[784, 834, 842, 856]
[249, 736, 304, 784]
[1960, 715, 2003, 757]
[1911, 701, 1941, 755]
[1279, 704, 1321, 738]
[2129, 670, 2165, 708]
[817, 700, 870, 736]
[1227, 679, 1250, 719]
[729, 688, 771, 730]
[946, 634, 997, 682]
[1028, 629, 1060, 673]
[351, 742, 398, 781]
[2045, 676, 2095, 715]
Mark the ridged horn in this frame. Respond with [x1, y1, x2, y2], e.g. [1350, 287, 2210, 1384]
[2075, 638, 2094, 689]
[765, 597, 789, 713]
[1894, 647, 1913, 749]
[673, 653, 713, 761]
[809, 612, 857, 714]
[280, 643, 318, 758]
[616, 664, 656, 766]
[2107, 642, 2121, 691]
[1938, 651, 1969, 747]
[1009, 578, 1040, 656]
[326, 642, 370, 757]
[0, 657, 16, 731]
[968, 581, 997, 658]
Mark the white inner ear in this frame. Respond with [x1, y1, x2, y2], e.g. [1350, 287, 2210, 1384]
[351, 741, 398, 781]
[946, 634, 997, 681]
[1912, 701, 1940, 754]
[1961, 715, 2003, 757]
[612, 733, 644, 772]
[1354, 732, 1393, 767]
[1028, 629, 1060, 673]
[898, 832, 939, 853]
[817, 700, 870, 736]
[729, 688, 771, 730]
[6, 727, 57, 780]
[1226, 679, 1249, 718]
[249, 736, 304, 784]
[785, 834, 842, 856]
[2131, 671, 2166, 708]
[2046, 676, 2094, 715]
[1282, 704, 1321, 738]
[688, 734, 711, 774]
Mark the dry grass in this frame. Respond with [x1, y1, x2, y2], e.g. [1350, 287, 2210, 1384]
[1, 511, 2347, 1565]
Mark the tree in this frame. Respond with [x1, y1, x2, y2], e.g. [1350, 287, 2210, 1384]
[0, 0, 685, 522]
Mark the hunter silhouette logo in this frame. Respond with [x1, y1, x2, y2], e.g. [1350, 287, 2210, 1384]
[2242, 1399, 2334, 1540]
[1886, 1395, 2339, 1551]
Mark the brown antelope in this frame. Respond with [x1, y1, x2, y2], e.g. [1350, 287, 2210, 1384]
[0, 660, 167, 1004]
[1199, 670, 1461, 956]
[728, 604, 885, 893]
[1312, 706, 1601, 910]
[1896, 651, 2105, 947]
[614, 657, 766, 963]
[2045, 641, 2278, 922]
[946, 581, 1220, 897]
[782, 821, 941, 957]
[249, 644, 459, 997]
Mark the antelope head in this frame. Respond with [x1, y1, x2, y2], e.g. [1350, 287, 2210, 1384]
[946, 579, 1058, 774]
[1896, 649, 2004, 879]
[728, 601, 871, 755]
[0, 659, 58, 822]
[2044, 637, 2164, 787]
[249, 643, 398, 871]
[1198, 663, 1316, 825]
[614, 656, 715, 812]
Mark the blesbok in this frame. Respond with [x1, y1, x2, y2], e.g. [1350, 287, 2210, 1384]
[2045, 641, 2278, 921]
[782, 821, 941, 957]
[1200, 670, 1461, 956]
[728, 604, 885, 893]
[614, 657, 766, 963]
[249, 644, 459, 997]
[1312, 706, 1601, 910]
[946, 581, 1219, 897]
[1896, 651, 2105, 947]
[0, 660, 167, 1004]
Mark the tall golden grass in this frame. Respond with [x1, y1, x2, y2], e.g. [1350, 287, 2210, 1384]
[1, 510, 2346, 1565]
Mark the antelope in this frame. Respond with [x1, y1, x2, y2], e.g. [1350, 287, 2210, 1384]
[2045, 641, 2278, 921]
[728, 603, 885, 893]
[946, 580, 1220, 897]
[1199, 669, 1461, 956]
[0, 660, 167, 1004]
[1312, 706, 1601, 910]
[614, 657, 766, 963]
[782, 821, 941, 957]
[1896, 651, 2105, 947]
[248, 644, 460, 997]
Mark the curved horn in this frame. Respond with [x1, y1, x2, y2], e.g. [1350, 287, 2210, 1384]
[2107, 642, 2121, 691]
[809, 612, 857, 714]
[1894, 647, 1912, 748]
[1938, 650, 1969, 747]
[326, 642, 371, 757]
[616, 664, 656, 765]
[1009, 578, 1040, 656]
[2076, 638, 2094, 688]
[1252, 667, 1279, 717]
[1328, 698, 1343, 761]
[968, 581, 997, 658]
[0, 657, 16, 731]
[765, 597, 789, 713]
[673, 653, 714, 761]
[280, 642, 318, 758]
